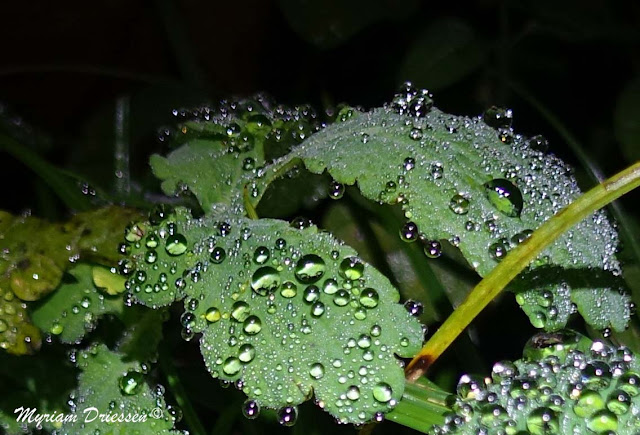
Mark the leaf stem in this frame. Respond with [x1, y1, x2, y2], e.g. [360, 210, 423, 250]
[405, 161, 640, 381]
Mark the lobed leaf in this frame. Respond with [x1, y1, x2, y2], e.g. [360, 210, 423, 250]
[253, 86, 630, 332]
[123, 207, 423, 424]
[31, 264, 124, 344]
[57, 344, 181, 435]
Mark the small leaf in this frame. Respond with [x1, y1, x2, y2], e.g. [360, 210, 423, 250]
[150, 97, 326, 213]
[123, 207, 423, 424]
[31, 265, 124, 343]
[254, 87, 629, 332]
[60, 344, 180, 434]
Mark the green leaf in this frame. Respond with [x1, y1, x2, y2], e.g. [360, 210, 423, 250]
[150, 97, 326, 213]
[398, 18, 485, 92]
[31, 265, 124, 343]
[0, 207, 141, 354]
[118, 306, 166, 362]
[60, 344, 180, 434]
[614, 76, 640, 163]
[123, 207, 423, 424]
[429, 330, 640, 434]
[253, 88, 629, 332]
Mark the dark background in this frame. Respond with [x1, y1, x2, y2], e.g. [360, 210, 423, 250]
[1, 0, 639, 216]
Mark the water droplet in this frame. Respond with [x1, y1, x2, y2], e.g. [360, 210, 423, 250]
[253, 246, 270, 264]
[223, 357, 242, 376]
[210, 247, 226, 264]
[310, 362, 325, 379]
[149, 204, 173, 226]
[165, 234, 188, 256]
[277, 406, 298, 426]
[145, 234, 159, 248]
[483, 106, 513, 129]
[145, 250, 157, 264]
[403, 157, 415, 171]
[400, 222, 418, 242]
[618, 372, 640, 396]
[587, 409, 618, 432]
[373, 382, 393, 403]
[484, 179, 523, 218]
[404, 300, 423, 316]
[409, 127, 423, 140]
[322, 278, 339, 294]
[303, 285, 321, 303]
[329, 181, 345, 199]
[51, 323, 64, 335]
[333, 290, 350, 307]
[205, 307, 221, 323]
[526, 407, 558, 435]
[347, 385, 361, 400]
[243, 316, 262, 335]
[238, 344, 256, 363]
[275, 238, 287, 250]
[339, 257, 364, 280]
[242, 399, 260, 419]
[449, 194, 469, 215]
[311, 301, 325, 317]
[573, 389, 605, 417]
[231, 301, 251, 322]
[280, 281, 298, 298]
[242, 157, 255, 171]
[294, 255, 326, 284]
[489, 242, 508, 261]
[119, 371, 143, 395]
[528, 135, 549, 152]
[359, 288, 379, 308]
[251, 266, 281, 296]
[423, 240, 442, 258]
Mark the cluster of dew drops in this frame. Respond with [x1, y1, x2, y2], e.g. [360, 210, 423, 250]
[326, 82, 532, 265]
[117, 205, 426, 427]
[432, 331, 640, 434]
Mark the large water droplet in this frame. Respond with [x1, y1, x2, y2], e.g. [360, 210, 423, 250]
[119, 370, 143, 395]
[280, 281, 298, 298]
[165, 234, 188, 256]
[449, 194, 469, 215]
[359, 288, 379, 308]
[309, 362, 325, 379]
[278, 406, 298, 426]
[339, 257, 364, 280]
[210, 247, 226, 264]
[400, 222, 418, 242]
[251, 267, 281, 296]
[373, 382, 393, 403]
[484, 179, 523, 218]
[238, 344, 256, 363]
[242, 399, 260, 419]
[294, 255, 326, 283]
[329, 181, 345, 199]
[205, 307, 221, 323]
[231, 301, 251, 322]
[243, 316, 262, 335]
[253, 246, 270, 264]
[223, 357, 242, 375]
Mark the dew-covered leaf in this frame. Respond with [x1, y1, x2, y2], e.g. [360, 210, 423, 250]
[123, 207, 423, 424]
[430, 330, 640, 434]
[254, 86, 629, 332]
[58, 344, 180, 435]
[150, 97, 327, 213]
[31, 265, 124, 343]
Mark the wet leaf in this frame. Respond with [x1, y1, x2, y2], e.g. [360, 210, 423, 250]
[123, 207, 423, 424]
[31, 265, 124, 344]
[255, 86, 629, 332]
[59, 344, 180, 434]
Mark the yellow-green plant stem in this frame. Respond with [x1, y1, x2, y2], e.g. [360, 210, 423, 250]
[385, 378, 450, 433]
[406, 161, 640, 381]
